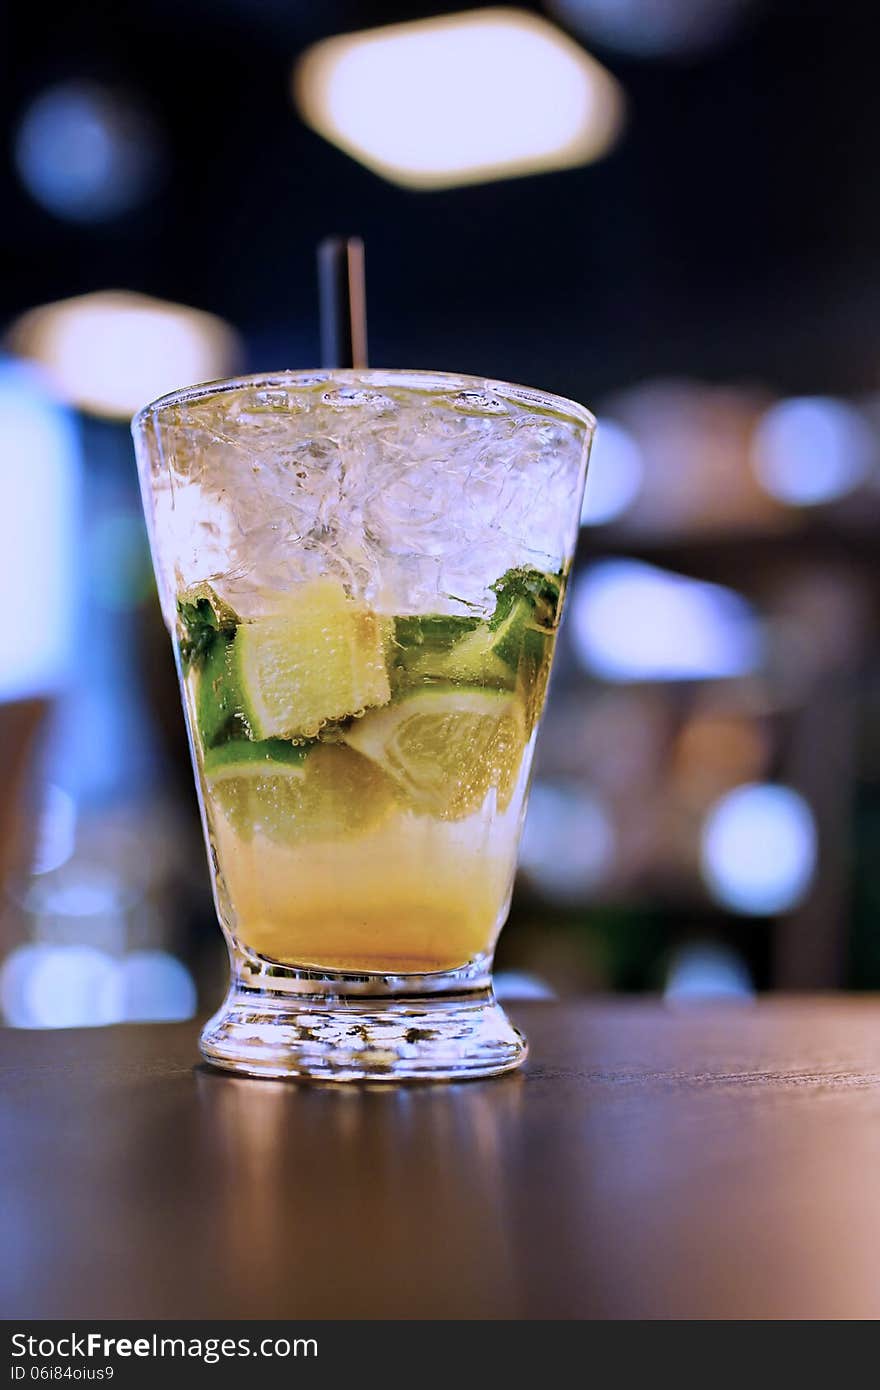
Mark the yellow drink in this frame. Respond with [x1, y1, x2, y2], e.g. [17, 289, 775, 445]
[179, 572, 555, 974]
[204, 783, 527, 973]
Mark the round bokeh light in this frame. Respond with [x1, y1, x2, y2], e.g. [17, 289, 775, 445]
[700, 783, 817, 916]
[14, 81, 161, 222]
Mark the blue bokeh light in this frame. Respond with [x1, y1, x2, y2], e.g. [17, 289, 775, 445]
[0, 361, 79, 702]
[701, 783, 817, 915]
[570, 559, 762, 682]
[0, 944, 118, 1029]
[548, 0, 753, 59]
[494, 971, 557, 1001]
[519, 782, 615, 900]
[665, 943, 755, 1002]
[30, 785, 77, 877]
[0, 943, 197, 1029]
[580, 417, 644, 526]
[14, 81, 160, 222]
[751, 396, 875, 506]
[117, 951, 197, 1023]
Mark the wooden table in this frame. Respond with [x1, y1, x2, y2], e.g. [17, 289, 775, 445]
[5, 997, 880, 1320]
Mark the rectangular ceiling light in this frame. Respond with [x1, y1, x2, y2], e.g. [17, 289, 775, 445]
[294, 7, 624, 190]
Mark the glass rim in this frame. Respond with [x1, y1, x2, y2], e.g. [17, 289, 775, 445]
[131, 367, 596, 434]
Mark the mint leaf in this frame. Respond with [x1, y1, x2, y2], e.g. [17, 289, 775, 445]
[177, 586, 238, 668]
[489, 567, 563, 631]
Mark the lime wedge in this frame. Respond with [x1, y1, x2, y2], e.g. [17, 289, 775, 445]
[232, 578, 391, 740]
[204, 739, 395, 844]
[400, 645, 514, 690]
[204, 738, 309, 777]
[343, 685, 526, 820]
[391, 611, 513, 690]
[393, 614, 480, 651]
[394, 597, 550, 697]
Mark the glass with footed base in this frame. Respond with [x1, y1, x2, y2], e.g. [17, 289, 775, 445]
[133, 370, 593, 1080]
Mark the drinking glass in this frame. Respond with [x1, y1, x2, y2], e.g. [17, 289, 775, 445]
[133, 370, 593, 1080]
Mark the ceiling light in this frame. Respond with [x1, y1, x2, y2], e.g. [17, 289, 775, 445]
[294, 8, 624, 189]
[9, 291, 239, 420]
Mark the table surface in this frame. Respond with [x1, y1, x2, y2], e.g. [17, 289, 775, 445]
[6, 997, 880, 1320]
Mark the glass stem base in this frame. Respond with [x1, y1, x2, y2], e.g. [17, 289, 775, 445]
[200, 946, 527, 1082]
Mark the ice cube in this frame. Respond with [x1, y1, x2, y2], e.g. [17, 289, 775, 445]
[144, 377, 586, 619]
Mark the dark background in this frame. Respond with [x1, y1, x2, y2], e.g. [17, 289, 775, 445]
[7, 0, 879, 396]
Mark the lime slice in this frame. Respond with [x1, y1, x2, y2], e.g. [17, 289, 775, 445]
[343, 685, 526, 820]
[488, 595, 540, 666]
[393, 614, 480, 651]
[441, 594, 557, 732]
[232, 578, 391, 740]
[394, 599, 552, 700]
[204, 739, 395, 844]
[391, 612, 514, 691]
[204, 738, 309, 776]
[400, 644, 513, 690]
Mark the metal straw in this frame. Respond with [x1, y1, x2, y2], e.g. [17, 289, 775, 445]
[318, 236, 368, 369]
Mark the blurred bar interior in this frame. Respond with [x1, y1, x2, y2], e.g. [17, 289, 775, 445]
[3, 0, 879, 1026]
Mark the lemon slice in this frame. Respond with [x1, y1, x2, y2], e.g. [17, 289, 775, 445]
[343, 686, 526, 821]
[232, 578, 391, 740]
[204, 739, 395, 844]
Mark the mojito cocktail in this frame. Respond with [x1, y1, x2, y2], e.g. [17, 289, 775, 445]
[134, 371, 593, 1080]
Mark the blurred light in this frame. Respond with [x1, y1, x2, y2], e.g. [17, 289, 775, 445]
[751, 396, 875, 506]
[671, 712, 769, 806]
[17, 863, 132, 958]
[580, 417, 643, 526]
[24, 864, 129, 919]
[571, 559, 762, 682]
[494, 970, 557, 1001]
[117, 951, 196, 1022]
[601, 380, 776, 538]
[547, 0, 753, 59]
[14, 81, 161, 222]
[701, 783, 817, 915]
[664, 943, 754, 1003]
[9, 291, 239, 420]
[1, 941, 196, 1028]
[89, 511, 154, 610]
[0, 361, 79, 700]
[1, 944, 119, 1028]
[31, 785, 77, 876]
[1, 947, 44, 1027]
[294, 8, 625, 189]
[519, 782, 615, 900]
